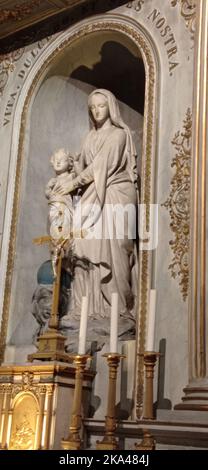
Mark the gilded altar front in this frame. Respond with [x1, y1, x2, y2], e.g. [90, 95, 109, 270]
[0, 364, 93, 450]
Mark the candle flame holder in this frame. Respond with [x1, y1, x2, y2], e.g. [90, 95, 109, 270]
[28, 236, 71, 363]
[135, 429, 156, 450]
[96, 353, 125, 450]
[142, 351, 161, 420]
[135, 351, 161, 450]
[61, 354, 91, 450]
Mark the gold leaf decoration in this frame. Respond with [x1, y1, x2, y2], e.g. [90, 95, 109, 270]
[163, 108, 192, 301]
[171, 0, 196, 40]
[9, 416, 35, 450]
[0, 0, 41, 24]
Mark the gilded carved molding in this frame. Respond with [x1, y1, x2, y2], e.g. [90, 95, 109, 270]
[0, 0, 42, 24]
[0, 384, 12, 394]
[0, 371, 49, 399]
[0, 368, 54, 450]
[171, 0, 196, 40]
[9, 414, 36, 450]
[12, 372, 38, 398]
[163, 108, 192, 301]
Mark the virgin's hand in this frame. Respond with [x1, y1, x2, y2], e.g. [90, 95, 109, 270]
[53, 180, 74, 195]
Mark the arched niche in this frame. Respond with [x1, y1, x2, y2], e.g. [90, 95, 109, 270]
[1, 15, 159, 417]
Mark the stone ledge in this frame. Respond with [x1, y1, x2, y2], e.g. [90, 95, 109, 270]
[83, 418, 208, 449]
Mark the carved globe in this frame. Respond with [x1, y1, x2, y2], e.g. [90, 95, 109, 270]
[37, 260, 71, 288]
[37, 260, 53, 285]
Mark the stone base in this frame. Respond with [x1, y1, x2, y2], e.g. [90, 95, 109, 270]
[84, 414, 208, 450]
[174, 384, 208, 411]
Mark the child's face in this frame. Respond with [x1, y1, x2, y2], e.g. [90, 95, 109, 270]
[52, 151, 71, 173]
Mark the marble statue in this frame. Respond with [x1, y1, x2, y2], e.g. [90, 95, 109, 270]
[53, 89, 139, 352]
[31, 150, 75, 341]
[45, 148, 75, 278]
[31, 284, 53, 338]
[45, 148, 74, 238]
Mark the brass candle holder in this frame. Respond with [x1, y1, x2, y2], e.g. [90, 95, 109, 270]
[61, 354, 91, 450]
[142, 351, 160, 420]
[28, 235, 72, 363]
[135, 351, 160, 451]
[96, 353, 125, 450]
[135, 429, 156, 451]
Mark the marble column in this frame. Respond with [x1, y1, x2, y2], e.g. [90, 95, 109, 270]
[175, 0, 208, 410]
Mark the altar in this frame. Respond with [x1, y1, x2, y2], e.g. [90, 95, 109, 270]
[0, 0, 208, 450]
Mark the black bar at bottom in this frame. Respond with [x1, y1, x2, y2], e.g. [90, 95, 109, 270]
[0, 450, 206, 468]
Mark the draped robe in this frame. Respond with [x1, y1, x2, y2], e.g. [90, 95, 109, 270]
[61, 124, 138, 350]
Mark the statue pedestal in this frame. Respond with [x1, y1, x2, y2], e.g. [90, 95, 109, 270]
[27, 329, 72, 363]
[0, 362, 94, 449]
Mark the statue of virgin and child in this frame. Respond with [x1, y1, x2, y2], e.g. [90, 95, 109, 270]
[33, 89, 139, 352]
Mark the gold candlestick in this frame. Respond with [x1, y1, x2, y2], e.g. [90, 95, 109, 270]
[96, 353, 125, 450]
[142, 352, 160, 419]
[135, 429, 156, 451]
[28, 235, 72, 363]
[61, 354, 90, 450]
[48, 250, 62, 330]
[135, 352, 160, 451]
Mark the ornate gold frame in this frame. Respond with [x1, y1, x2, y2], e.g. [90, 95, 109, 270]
[162, 108, 192, 302]
[0, 16, 157, 418]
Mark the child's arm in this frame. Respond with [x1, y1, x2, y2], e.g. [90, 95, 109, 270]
[45, 177, 56, 199]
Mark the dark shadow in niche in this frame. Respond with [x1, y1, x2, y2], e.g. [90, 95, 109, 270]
[153, 338, 172, 414]
[71, 41, 145, 115]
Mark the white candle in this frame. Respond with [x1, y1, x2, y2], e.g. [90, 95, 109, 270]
[146, 289, 156, 351]
[110, 293, 119, 353]
[78, 296, 88, 355]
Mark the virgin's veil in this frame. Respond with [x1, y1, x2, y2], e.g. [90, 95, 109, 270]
[88, 89, 138, 189]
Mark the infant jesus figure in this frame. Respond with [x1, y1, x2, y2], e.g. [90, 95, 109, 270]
[45, 148, 75, 278]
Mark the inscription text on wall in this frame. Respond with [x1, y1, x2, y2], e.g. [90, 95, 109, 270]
[127, 1, 144, 11]
[147, 9, 179, 76]
[126, 3, 180, 76]
[3, 39, 49, 127]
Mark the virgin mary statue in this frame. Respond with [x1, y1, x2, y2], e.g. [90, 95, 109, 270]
[55, 89, 139, 351]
